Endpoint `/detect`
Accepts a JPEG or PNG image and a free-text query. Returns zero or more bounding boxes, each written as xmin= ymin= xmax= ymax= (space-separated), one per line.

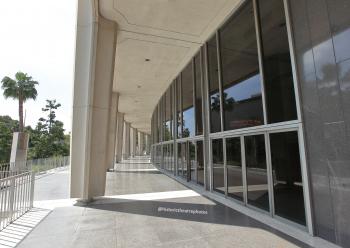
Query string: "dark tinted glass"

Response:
xmin=177 ymin=142 xmax=182 ymax=176
xmin=176 ymin=78 xmax=182 ymax=138
xmin=207 ymin=35 xmax=221 ymax=133
xmin=160 ymin=94 xmax=166 ymax=141
xmin=194 ymin=52 xmax=203 ymax=135
xmin=196 ymin=140 xmax=204 ymax=185
xmin=156 ymin=146 xmax=161 ymax=167
xmin=181 ymin=142 xmax=187 ymax=179
xmin=220 ymin=0 xmax=264 ymax=131
xmin=162 ymin=145 xmax=167 ymax=169
xmin=270 ymin=131 xmax=306 ymax=225
xmin=165 ymin=87 xmax=172 ymax=140
xmin=189 ymin=141 xmax=196 ymax=182
xmin=245 ymin=135 xmax=269 ymax=211
xmin=169 ymin=143 xmax=174 ymax=173
xmin=257 ymin=0 xmax=297 ymax=123
xmin=212 ymin=139 xmax=224 ymax=194
xmin=182 ymin=62 xmax=195 ymax=137
xmin=226 ymin=137 xmax=243 ymax=201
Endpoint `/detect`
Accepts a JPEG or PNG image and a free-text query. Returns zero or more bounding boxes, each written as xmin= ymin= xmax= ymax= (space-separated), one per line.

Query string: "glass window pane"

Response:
xmin=165 ymin=88 xmax=172 ymax=141
xmin=212 ymin=139 xmax=224 ymax=194
xmin=208 ymin=35 xmax=222 ymax=133
xmin=170 ymin=143 xmax=174 ymax=173
xmin=176 ymin=78 xmax=182 ymax=138
xmin=189 ymin=141 xmax=196 ymax=182
xmin=245 ymin=135 xmax=269 ymax=211
xmin=226 ymin=137 xmax=243 ymax=201
xmin=182 ymin=62 xmax=195 ymax=137
xmin=270 ymin=131 xmax=306 ymax=225
xmin=177 ymin=143 xmax=182 ymax=176
xmin=181 ymin=142 xmax=187 ymax=179
xmin=196 ymin=140 xmax=204 ymax=186
xmin=257 ymin=0 xmax=297 ymax=123
xmin=194 ymin=52 xmax=203 ymax=135
xmin=220 ymin=0 xmax=264 ymax=131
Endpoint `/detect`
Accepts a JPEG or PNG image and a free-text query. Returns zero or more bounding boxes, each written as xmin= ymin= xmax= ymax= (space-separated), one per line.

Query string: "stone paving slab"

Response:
xmin=15 ymin=157 xmax=330 ymax=248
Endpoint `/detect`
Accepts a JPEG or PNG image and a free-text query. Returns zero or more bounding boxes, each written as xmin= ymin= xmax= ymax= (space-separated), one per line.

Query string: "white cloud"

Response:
xmin=0 ymin=0 xmax=77 ymax=133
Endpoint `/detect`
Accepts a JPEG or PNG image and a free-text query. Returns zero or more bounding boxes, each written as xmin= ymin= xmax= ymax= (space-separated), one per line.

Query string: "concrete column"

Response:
xmin=106 ymin=93 xmax=119 ymax=170
xmin=10 ymin=132 xmax=29 ymax=171
xmin=145 ymin=134 xmax=150 ymax=155
xmin=70 ymin=0 xmax=117 ymax=200
xmin=114 ymin=112 xmax=124 ymax=163
xmin=122 ymin=122 xmax=130 ymax=159
xmin=138 ymin=131 xmax=145 ymax=155
xmin=130 ymin=128 xmax=137 ymax=157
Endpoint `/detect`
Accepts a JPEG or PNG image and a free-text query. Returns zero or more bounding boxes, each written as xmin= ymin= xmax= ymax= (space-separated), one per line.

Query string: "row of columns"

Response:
xmin=118 ymin=122 xmax=150 ymax=160
xmin=70 ymin=0 xmax=151 ymax=201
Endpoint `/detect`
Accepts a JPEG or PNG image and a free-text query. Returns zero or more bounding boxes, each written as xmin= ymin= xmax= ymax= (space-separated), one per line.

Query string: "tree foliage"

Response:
xmin=0 ymin=116 xmax=18 ymax=163
xmin=28 ymin=99 xmax=69 ymax=159
xmin=1 ymin=72 xmax=39 ymax=132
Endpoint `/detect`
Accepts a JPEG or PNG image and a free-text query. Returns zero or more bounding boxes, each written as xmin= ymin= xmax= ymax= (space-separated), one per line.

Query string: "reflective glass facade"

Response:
xmin=220 ymin=0 xmax=264 ymax=130
xmin=150 ymin=0 xmax=310 ymax=231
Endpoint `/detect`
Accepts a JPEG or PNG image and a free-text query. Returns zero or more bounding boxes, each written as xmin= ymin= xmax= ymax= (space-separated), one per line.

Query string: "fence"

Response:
xmin=0 ymin=171 xmax=35 ymax=231
xmin=27 ymin=156 xmax=70 ymax=174
xmin=0 ymin=156 xmax=70 ymax=176
xmin=0 ymin=156 xmax=69 ymax=230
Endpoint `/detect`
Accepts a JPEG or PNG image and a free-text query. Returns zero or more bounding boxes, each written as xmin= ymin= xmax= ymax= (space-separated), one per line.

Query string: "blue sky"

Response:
xmin=0 ymin=0 xmax=77 ymax=133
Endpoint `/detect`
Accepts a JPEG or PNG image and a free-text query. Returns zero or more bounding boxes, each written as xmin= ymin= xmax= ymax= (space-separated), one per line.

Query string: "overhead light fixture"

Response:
xmin=145 ymin=58 xmax=150 ymax=62
xmin=137 ymin=85 xmax=141 ymax=88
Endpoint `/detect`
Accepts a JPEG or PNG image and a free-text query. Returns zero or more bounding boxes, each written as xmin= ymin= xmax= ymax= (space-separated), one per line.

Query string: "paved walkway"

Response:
xmin=15 ymin=157 xmax=327 ymax=248
xmin=34 ymin=166 xmax=70 ymax=201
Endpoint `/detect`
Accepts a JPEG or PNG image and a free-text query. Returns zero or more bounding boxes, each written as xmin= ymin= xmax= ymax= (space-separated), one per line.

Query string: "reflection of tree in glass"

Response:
xmin=211 ymin=92 xmax=235 ymax=111
xmin=163 ymin=122 xmax=171 ymax=141
xmin=183 ymin=127 xmax=190 ymax=137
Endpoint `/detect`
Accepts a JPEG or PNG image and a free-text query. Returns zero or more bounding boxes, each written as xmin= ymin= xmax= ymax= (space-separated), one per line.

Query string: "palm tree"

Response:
xmin=1 ymin=72 xmax=39 ymax=132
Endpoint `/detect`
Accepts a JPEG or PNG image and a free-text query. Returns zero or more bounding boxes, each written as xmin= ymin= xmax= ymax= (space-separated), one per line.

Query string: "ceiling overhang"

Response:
xmin=99 ymin=0 xmax=243 ymax=134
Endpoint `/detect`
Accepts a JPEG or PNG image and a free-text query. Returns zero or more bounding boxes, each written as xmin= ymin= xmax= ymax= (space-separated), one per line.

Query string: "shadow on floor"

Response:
xmin=113 ymin=170 xmax=162 ymax=175
xmin=83 ymin=197 xmax=311 ymax=248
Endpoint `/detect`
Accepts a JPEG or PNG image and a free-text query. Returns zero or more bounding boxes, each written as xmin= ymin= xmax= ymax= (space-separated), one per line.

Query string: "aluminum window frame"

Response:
xmin=150 ymin=0 xmax=313 ymax=235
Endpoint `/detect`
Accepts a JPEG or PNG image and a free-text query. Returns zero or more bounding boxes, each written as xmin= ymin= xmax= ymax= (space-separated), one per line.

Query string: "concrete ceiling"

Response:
xmin=99 ymin=0 xmax=243 ymax=134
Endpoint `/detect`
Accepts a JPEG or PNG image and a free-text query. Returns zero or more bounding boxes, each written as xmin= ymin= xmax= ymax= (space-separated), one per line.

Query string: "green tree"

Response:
xmin=1 ymin=72 xmax=39 ymax=132
xmin=0 ymin=116 xmax=19 ymax=162
xmin=210 ymin=92 xmax=235 ymax=112
xmin=28 ymin=99 xmax=69 ymax=159
xmin=39 ymin=99 xmax=61 ymax=133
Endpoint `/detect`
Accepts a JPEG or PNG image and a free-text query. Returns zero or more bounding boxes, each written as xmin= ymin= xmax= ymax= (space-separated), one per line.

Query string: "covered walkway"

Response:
xmin=17 ymin=157 xmax=312 ymax=248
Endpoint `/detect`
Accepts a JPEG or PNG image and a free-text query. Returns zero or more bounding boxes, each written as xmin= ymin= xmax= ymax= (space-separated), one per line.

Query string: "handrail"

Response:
xmin=0 ymin=171 xmax=35 ymax=231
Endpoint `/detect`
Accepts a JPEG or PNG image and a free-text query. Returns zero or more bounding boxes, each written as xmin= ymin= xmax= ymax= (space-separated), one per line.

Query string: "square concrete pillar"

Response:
xmin=130 ymin=128 xmax=137 ymax=157
xmin=114 ymin=112 xmax=124 ymax=163
xmin=10 ymin=132 xmax=29 ymax=171
xmin=70 ymin=0 xmax=117 ymax=200
xmin=145 ymin=134 xmax=150 ymax=155
xmin=122 ymin=122 xmax=130 ymax=159
xmin=138 ymin=131 xmax=145 ymax=155
xmin=106 ymin=93 xmax=119 ymax=170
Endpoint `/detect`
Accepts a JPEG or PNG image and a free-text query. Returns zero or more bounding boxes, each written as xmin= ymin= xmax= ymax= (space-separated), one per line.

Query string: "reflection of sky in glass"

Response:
xmin=333 ymin=28 xmax=350 ymax=63
xmin=183 ymin=107 xmax=195 ymax=136
xmin=224 ymin=74 xmax=261 ymax=102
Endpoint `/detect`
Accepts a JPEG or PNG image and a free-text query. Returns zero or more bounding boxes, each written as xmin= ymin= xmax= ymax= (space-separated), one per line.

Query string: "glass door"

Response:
xmin=181 ymin=142 xmax=187 ymax=180
xmin=226 ymin=137 xmax=243 ymax=202
xmin=189 ymin=141 xmax=196 ymax=182
xmin=244 ymin=134 xmax=270 ymax=212
xmin=212 ymin=138 xmax=225 ymax=194
xmin=196 ymin=140 xmax=204 ymax=186
xmin=269 ymin=131 xmax=306 ymax=226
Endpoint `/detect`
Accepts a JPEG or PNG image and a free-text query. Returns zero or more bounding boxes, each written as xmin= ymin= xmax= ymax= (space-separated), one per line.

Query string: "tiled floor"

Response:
xmin=16 ymin=157 xmax=319 ymax=248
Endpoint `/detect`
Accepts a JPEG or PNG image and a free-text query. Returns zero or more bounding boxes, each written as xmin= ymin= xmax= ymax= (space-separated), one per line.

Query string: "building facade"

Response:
xmin=149 ymin=0 xmax=350 ymax=247
xmin=70 ymin=0 xmax=350 ymax=247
